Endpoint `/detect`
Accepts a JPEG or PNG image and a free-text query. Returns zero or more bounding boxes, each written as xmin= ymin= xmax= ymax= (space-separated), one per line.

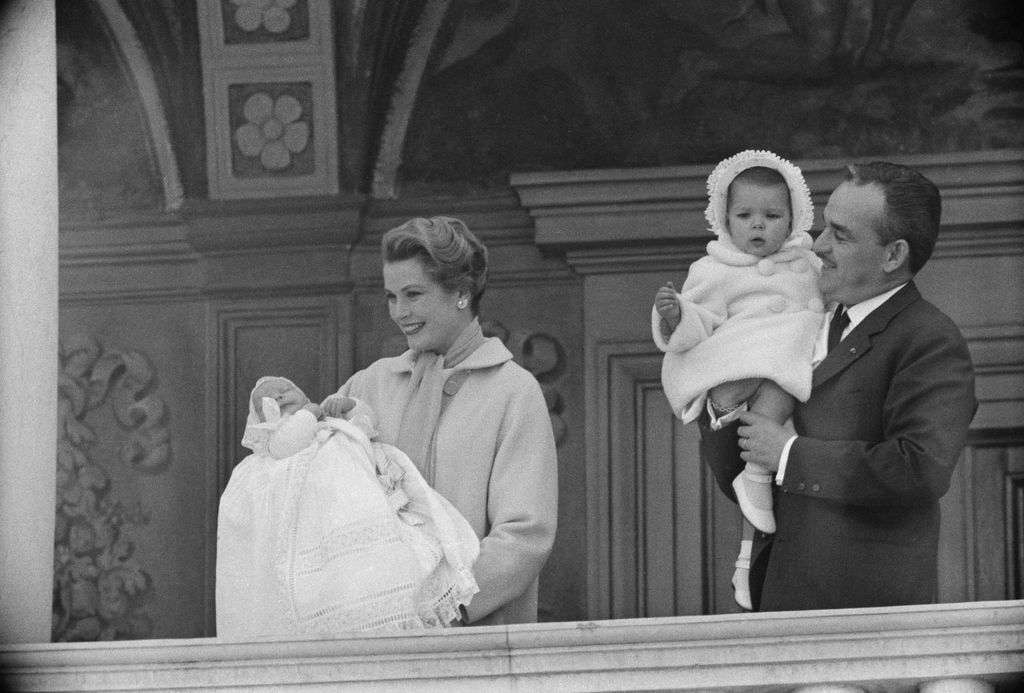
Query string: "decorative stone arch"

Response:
xmin=92 ymin=0 xmax=184 ymax=212
xmin=370 ymin=0 xmax=451 ymax=199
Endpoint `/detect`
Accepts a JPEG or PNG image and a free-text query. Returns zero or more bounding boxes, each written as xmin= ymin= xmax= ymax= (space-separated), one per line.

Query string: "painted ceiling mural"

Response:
xmin=403 ymin=0 xmax=1024 ymax=193
xmin=57 ymin=0 xmax=166 ymax=216
xmin=56 ymin=0 xmax=1022 ymax=212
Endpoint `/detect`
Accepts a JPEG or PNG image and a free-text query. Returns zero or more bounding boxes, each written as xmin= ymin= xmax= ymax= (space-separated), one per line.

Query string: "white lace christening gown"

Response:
xmin=216 ymin=417 xmax=479 ymax=638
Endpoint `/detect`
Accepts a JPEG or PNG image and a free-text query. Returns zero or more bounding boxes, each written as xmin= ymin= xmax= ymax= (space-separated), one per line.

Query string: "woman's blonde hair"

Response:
xmin=382 ymin=217 xmax=489 ymax=314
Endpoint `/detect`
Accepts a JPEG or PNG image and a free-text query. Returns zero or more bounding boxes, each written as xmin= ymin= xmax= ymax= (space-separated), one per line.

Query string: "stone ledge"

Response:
xmin=2 ymin=601 xmax=1022 ymax=692
xmin=511 ymin=149 xmax=1024 ymax=254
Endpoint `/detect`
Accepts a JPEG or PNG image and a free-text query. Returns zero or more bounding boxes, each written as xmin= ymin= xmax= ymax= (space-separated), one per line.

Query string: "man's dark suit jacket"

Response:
xmin=700 ymin=282 xmax=977 ymax=611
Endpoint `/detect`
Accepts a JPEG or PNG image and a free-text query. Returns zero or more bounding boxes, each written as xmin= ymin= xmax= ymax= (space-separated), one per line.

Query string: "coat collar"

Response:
xmin=388 ymin=337 xmax=513 ymax=374
xmin=811 ymin=281 xmax=921 ymax=388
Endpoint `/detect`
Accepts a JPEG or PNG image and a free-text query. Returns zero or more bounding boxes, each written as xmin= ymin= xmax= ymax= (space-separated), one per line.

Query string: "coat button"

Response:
xmin=443 ymin=379 xmax=460 ymax=395
xmin=797 ymin=482 xmax=806 ymax=491
xmin=812 ymin=484 xmax=820 ymax=492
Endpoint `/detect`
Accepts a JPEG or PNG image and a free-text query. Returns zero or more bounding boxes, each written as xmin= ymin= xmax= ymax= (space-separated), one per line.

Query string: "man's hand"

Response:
xmin=655 ymin=282 xmax=682 ymax=334
xmin=736 ymin=410 xmax=793 ymax=472
xmin=321 ymin=395 xmax=357 ymax=418
xmin=303 ymin=402 xmax=325 ymax=420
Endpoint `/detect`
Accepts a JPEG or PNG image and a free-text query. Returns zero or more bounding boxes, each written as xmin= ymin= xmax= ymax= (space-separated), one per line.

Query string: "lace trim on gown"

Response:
xmin=218 ymin=418 xmax=478 ymax=636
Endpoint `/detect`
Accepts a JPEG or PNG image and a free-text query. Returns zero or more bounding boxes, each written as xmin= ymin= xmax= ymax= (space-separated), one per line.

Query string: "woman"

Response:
xmin=323 ymin=216 xmax=558 ymax=625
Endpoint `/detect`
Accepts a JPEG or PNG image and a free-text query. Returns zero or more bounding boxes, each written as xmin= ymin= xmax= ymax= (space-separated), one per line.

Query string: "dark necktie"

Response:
xmin=827 ymin=305 xmax=850 ymax=352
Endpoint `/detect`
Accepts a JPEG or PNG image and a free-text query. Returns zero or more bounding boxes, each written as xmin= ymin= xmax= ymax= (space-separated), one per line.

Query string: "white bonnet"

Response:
xmin=241 ymin=375 xmax=300 ymax=453
xmin=704 ymin=150 xmax=814 ymax=239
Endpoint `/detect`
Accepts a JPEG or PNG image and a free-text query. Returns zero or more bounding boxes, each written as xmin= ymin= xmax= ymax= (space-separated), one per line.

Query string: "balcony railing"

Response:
xmin=2 ymin=600 xmax=1022 ymax=691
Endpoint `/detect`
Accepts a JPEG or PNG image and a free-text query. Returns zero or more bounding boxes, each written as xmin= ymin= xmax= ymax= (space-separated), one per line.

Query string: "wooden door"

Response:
xmin=587 ymin=341 xmax=1023 ymax=617
xmin=587 ymin=343 xmax=747 ymax=618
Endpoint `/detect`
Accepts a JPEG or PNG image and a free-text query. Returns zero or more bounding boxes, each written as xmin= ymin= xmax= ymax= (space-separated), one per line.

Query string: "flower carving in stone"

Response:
xmin=231 ymin=0 xmax=297 ymax=34
xmin=234 ymin=91 xmax=310 ymax=171
xmin=52 ymin=335 xmax=171 ymax=641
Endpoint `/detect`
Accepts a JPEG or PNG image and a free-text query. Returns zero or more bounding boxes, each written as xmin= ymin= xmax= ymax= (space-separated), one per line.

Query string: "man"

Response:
xmin=700 ymin=161 xmax=977 ymax=612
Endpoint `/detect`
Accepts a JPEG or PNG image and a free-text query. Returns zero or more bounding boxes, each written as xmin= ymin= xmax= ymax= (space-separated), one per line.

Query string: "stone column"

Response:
xmin=0 ymin=0 xmax=58 ymax=644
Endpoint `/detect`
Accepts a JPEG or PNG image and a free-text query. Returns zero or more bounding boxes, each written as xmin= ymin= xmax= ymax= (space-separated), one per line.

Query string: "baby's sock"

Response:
xmin=732 ymin=539 xmax=753 ymax=610
xmin=732 ymin=467 xmax=776 ymax=534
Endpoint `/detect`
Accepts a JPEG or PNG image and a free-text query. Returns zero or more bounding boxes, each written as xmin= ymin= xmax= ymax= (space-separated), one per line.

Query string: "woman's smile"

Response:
xmin=383 ymin=257 xmax=472 ymax=354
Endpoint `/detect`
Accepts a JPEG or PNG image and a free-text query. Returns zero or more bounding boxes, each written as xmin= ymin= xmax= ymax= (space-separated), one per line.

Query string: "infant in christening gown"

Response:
xmin=216 ymin=381 xmax=479 ymax=638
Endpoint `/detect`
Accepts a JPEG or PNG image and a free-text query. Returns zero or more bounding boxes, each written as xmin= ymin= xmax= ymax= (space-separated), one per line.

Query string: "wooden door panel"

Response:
xmin=592 ymin=343 xmax=744 ymax=618
xmin=591 ymin=342 xmax=1023 ymax=617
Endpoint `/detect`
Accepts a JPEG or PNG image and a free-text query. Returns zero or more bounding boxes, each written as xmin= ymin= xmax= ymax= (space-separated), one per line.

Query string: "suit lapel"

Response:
xmin=811 ymin=282 xmax=921 ymax=389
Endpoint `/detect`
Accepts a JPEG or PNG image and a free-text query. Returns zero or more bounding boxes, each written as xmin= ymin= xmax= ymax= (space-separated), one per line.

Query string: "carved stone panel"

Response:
xmin=53 ymin=335 xmax=172 ymax=641
xmin=197 ymin=0 xmax=337 ymax=198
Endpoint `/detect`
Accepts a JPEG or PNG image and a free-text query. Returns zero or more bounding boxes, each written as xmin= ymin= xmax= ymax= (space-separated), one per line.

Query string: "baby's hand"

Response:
xmin=655 ymin=282 xmax=682 ymax=327
xmin=303 ymin=402 xmax=324 ymax=420
xmin=321 ymin=395 xmax=357 ymax=418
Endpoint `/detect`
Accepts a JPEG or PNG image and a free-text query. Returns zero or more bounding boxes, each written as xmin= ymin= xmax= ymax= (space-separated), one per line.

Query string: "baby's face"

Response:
xmin=726 ymin=180 xmax=792 ymax=257
xmin=252 ymin=379 xmax=309 ymax=421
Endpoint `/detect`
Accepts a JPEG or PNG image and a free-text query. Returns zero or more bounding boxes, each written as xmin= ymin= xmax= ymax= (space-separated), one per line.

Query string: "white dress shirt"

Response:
xmin=774 ymin=283 xmax=907 ymax=482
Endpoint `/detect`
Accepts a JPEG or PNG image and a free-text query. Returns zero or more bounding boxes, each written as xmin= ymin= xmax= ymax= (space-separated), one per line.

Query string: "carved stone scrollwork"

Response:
xmin=380 ymin=321 xmax=569 ymax=445
xmin=52 ymin=335 xmax=171 ymax=641
xmin=482 ymin=321 xmax=568 ymax=446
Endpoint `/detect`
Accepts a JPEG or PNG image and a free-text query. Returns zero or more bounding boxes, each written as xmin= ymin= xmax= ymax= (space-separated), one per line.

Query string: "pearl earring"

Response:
xmin=457 ymin=298 xmax=468 ymax=310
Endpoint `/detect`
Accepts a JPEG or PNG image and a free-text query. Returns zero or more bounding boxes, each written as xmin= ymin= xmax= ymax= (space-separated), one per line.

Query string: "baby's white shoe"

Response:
xmin=733 ymin=469 xmax=776 ymax=534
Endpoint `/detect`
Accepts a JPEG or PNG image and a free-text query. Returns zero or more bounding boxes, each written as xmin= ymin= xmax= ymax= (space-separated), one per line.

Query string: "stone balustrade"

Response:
xmin=2 ymin=601 xmax=1021 ymax=691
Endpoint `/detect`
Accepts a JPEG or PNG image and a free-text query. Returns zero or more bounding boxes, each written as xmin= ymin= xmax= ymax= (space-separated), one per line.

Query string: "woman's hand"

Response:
xmin=321 ymin=395 xmax=357 ymax=418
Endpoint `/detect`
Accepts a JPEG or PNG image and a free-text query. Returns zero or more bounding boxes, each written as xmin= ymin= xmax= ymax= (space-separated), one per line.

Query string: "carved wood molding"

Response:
xmin=939 ymin=441 xmax=1024 ymax=604
xmin=589 ymin=343 xmax=654 ymax=620
xmin=1010 ymin=470 xmax=1024 ymax=601
xmin=962 ymin=324 xmax=1024 ymax=375
xmin=181 ymin=196 xmax=363 ymax=253
xmin=510 ymin=148 xmax=1024 ymax=272
xmin=588 ymin=341 xmax=715 ymax=621
xmin=961 ymin=324 xmax=1024 ymax=430
xmin=59 ymin=196 xmax=363 ymax=302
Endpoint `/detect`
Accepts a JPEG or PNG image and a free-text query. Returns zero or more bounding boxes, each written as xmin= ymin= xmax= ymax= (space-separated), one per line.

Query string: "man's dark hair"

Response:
xmin=846 ymin=162 xmax=941 ymax=274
